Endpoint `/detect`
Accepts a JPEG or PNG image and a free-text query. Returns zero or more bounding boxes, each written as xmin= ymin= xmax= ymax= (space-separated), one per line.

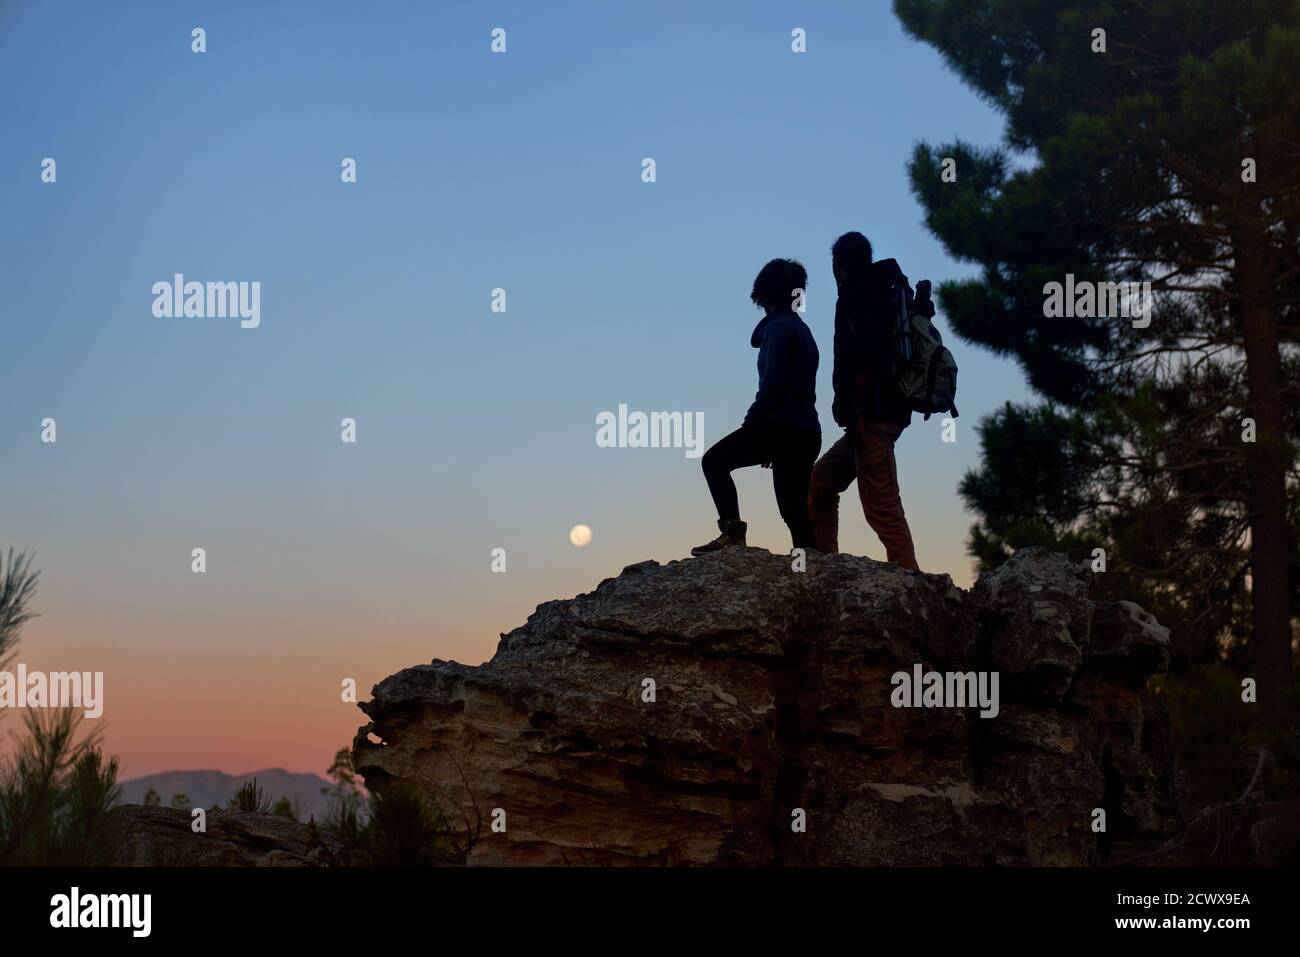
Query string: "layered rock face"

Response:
xmin=352 ymin=547 xmax=1177 ymax=865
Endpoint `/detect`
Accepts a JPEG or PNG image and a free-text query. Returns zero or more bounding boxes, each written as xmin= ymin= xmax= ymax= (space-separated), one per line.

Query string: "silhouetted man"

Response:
xmin=807 ymin=232 xmax=919 ymax=570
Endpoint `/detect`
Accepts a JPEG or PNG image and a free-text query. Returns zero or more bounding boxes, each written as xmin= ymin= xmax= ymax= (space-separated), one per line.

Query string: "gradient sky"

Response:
xmin=0 ymin=0 xmax=1030 ymax=778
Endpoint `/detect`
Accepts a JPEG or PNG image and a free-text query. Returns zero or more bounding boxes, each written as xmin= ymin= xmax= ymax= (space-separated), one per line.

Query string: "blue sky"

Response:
xmin=0 ymin=0 xmax=1031 ymax=775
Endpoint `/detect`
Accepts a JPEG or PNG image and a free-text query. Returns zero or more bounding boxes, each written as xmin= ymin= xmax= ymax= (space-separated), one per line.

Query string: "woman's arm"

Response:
xmin=753 ymin=320 xmax=794 ymax=415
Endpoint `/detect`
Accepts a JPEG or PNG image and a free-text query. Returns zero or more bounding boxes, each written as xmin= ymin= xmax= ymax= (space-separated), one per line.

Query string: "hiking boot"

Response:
xmin=691 ymin=519 xmax=747 ymax=556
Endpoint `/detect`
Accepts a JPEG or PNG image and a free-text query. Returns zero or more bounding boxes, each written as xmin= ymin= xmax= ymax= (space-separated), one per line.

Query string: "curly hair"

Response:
xmin=750 ymin=258 xmax=808 ymax=313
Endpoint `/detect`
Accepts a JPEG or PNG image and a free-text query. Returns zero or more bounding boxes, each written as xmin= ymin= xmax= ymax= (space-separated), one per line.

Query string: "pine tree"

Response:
xmin=896 ymin=0 xmax=1299 ymax=716
xmin=0 ymin=549 xmax=121 ymax=865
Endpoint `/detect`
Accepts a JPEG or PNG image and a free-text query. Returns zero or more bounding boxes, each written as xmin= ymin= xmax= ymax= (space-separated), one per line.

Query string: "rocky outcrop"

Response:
xmin=110 ymin=805 xmax=337 ymax=866
xmin=352 ymin=546 xmax=1177 ymax=865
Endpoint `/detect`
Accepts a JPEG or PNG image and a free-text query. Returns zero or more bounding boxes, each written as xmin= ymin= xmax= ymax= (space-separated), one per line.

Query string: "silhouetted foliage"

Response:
xmin=271 ymin=796 xmax=301 ymax=821
xmin=0 ymin=549 xmax=121 ymax=866
xmin=0 ymin=548 xmax=39 ymax=664
xmin=47 ymin=744 xmax=122 ymax=867
xmin=313 ymin=749 xmax=447 ymax=866
xmin=228 ymin=779 xmax=276 ymax=815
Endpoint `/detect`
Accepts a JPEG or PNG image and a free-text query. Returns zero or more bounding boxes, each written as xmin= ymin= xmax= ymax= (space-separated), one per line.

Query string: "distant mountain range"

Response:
xmin=118 ymin=768 xmax=335 ymax=821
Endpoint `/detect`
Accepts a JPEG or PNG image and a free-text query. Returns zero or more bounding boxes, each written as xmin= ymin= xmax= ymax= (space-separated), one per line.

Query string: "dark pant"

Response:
xmin=702 ymin=418 xmax=821 ymax=549
xmin=807 ymin=419 xmax=918 ymax=569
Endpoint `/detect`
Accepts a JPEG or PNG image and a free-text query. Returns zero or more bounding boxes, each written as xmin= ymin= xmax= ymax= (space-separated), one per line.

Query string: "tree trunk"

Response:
xmin=1236 ymin=237 xmax=1294 ymax=722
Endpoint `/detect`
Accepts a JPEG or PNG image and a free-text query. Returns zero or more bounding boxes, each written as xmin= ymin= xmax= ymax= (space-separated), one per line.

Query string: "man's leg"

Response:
xmin=854 ymin=422 xmax=919 ymax=570
xmin=807 ymin=431 xmax=857 ymax=552
xmin=771 ymin=427 xmax=822 ymax=550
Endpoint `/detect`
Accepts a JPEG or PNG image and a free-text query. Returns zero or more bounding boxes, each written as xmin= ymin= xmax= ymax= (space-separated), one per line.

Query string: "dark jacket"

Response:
xmin=830 ymin=260 xmax=912 ymax=429
xmin=744 ymin=310 xmax=820 ymax=432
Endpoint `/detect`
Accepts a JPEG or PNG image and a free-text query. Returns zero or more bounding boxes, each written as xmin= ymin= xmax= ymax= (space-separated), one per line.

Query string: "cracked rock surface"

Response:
xmin=353 ymin=546 xmax=1176 ymax=865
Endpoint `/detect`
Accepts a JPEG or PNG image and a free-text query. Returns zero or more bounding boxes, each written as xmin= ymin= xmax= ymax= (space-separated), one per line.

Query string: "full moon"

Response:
xmin=569 ymin=524 xmax=592 ymax=547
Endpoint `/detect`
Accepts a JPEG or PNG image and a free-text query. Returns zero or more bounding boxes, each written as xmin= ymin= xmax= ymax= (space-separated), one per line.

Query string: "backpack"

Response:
xmin=875 ymin=262 xmax=959 ymax=420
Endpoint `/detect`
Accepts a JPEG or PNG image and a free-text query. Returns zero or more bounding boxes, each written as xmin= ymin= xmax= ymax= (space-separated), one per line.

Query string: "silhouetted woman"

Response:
xmin=692 ymin=258 xmax=821 ymax=555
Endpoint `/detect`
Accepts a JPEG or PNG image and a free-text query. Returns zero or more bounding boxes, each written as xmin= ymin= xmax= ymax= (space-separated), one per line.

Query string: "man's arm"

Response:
xmin=831 ymin=297 xmax=858 ymax=428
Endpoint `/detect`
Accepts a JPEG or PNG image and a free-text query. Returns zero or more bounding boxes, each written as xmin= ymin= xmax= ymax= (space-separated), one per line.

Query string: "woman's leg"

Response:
xmin=771 ymin=427 xmax=822 ymax=549
xmin=701 ymin=423 xmax=768 ymax=521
